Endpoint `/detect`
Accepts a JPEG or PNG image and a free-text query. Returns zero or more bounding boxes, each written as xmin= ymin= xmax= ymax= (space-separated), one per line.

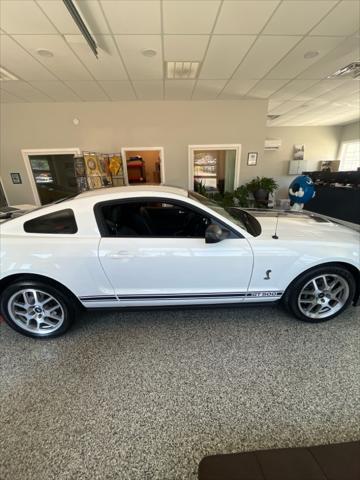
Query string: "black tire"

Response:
xmin=283 ymin=265 xmax=356 ymax=323
xmin=0 ymin=281 xmax=75 ymax=338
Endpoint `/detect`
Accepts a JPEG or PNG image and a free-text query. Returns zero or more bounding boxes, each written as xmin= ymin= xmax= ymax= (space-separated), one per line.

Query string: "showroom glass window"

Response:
xmin=99 ymin=200 xmax=211 ymax=238
xmin=24 ymin=209 xmax=78 ymax=234
xmin=339 ymin=141 xmax=360 ymax=171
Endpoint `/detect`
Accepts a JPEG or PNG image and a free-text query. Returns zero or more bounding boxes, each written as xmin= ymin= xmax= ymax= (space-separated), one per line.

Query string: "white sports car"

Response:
xmin=0 ymin=185 xmax=359 ymax=338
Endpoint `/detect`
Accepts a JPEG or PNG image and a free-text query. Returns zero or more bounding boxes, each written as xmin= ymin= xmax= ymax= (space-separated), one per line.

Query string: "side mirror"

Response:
xmin=205 ymin=224 xmax=228 ymax=244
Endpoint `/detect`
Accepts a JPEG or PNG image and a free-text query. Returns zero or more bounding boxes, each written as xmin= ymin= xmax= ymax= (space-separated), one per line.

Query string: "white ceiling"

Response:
xmin=0 ymin=0 xmax=359 ymax=126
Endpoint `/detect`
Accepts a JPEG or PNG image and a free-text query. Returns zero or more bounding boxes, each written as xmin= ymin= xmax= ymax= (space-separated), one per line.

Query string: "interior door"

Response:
xmin=97 ymin=198 xmax=253 ymax=306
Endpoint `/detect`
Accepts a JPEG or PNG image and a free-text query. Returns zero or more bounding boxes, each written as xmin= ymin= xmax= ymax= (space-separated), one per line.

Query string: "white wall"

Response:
xmin=340 ymin=120 xmax=360 ymax=143
xmin=263 ymin=125 xmax=342 ymax=197
xmin=0 ymin=100 xmax=268 ymax=205
xmin=0 ymin=100 xmax=347 ymax=204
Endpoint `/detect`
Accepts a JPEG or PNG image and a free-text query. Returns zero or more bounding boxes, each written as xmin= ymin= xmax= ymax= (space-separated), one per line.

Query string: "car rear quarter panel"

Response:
xmin=0 ymin=201 xmax=115 ymax=298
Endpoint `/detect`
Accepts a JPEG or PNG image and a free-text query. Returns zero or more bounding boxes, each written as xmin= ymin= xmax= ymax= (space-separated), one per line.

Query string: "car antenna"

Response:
xmin=272 ymin=212 xmax=280 ymax=239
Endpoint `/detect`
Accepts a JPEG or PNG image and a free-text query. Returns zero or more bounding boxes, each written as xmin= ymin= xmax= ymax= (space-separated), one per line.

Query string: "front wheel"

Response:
xmin=1 ymin=281 xmax=75 ymax=338
xmin=283 ymin=266 xmax=356 ymax=323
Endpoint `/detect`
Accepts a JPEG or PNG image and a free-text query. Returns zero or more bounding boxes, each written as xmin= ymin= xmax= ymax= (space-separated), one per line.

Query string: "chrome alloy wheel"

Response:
xmin=298 ymin=274 xmax=350 ymax=320
xmin=8 ymin=289 xmax=65 ymax=335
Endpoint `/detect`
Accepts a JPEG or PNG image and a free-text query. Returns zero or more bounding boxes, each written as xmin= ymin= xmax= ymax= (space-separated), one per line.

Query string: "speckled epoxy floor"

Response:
xmin=1 ymin=305 xmax=359 ymax=480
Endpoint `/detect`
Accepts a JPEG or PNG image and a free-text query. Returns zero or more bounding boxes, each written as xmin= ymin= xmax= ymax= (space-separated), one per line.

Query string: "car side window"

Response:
xmin=100 ymin=200 xmax=212 ymax=238
xmin=24 ymin=209 xmax=78 ymax=234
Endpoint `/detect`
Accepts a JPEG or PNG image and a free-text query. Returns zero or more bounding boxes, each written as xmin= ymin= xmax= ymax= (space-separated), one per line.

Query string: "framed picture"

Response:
xmin=247 ymin=152 xmax=258 ymax=166
xmin=10 ymin=172 xmax=22 ymax=184
xmin=293 ymin=144 xmax=304 ymax=160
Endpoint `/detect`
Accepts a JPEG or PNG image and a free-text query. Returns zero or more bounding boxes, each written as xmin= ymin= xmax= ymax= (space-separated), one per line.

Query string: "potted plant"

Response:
xmin=245 ymin=176 xmax=278 ymax=207
xmin=233 ymin=185 xmax=250 ymax=207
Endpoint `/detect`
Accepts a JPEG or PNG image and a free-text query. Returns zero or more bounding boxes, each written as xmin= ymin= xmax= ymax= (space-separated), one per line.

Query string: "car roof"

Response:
xmin=75 ymin=185 xmax=188 ymax=199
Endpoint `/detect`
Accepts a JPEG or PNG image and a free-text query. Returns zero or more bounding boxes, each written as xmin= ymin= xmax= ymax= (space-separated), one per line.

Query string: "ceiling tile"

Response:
xmin=263 ymin=1 xmax=336 ymax=35
xmin=65 ymin=81 xmax=109 ymax=101
xmin=270 ymin=79 xmax=319 ymax=101
xmin=219 ymin=78 xmax=259 ymax=99
xmin=163 ymin=0 xmax=220 ymax=34
xmin=0 ymin=88 xmax=27 ymax=103
xmin=215 ymin=1 xmax=280 ymax=34
xmin=101 ymin=0 xmax=161 ymax=34
xmin=37 ymin=0 xmax=80 ymax=34
xmin=266 ymin=36 xmax=346 ymax=79
xmin=298 ymin=36 xmax=360 ymax=80
xmin=297 ymin=79 xmax=349 ymax=101
xmin=133 ymin=80 xmax=163 ymax=100
xmin=317 ymin=80 xmax=360 ymax=101
xmin=247 ymin=79 xmax=289 ymax=99
xmin=67 ymin=35 xmax=128 ymax=80
xmin=311 ymin=1 xmax=360 ymax=36
xmin=98 ymin=81 xmax=136 ymax=100
xmin=165 ymin=80 xmax=195 ymax=99
xmin=200 ymin=35 xmax=255 ymax=79
xmin=233 ymin=36 xmax=301 ymax=80
xmin=29 ymin=81 xmax=82 ymax=102
xmin=0 ymin=34 xmax=56 ymax=81
xmin=13 ymin=34 xmax=93 ymax=81
xmin=164 ymin=35 xmax=209 ymax=61
xmin=0 ymin=80 xmax=53 ymax=102
xmin=115 ymin=35 xmax=163 ymax=79
xmin=192 ymin=79 xmax=227 ymax=99
xmin=269 ymin=99 xmax=309 ymax=115
xmin=0 ymin=0 xmax=57 ymax=34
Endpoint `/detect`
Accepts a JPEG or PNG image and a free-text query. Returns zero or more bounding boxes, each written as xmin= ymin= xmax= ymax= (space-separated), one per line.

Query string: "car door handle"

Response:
xmin=108 ymin=251 xmax=129 ymax=258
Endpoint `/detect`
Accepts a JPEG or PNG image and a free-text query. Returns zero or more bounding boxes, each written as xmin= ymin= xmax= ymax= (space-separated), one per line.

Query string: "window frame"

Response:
xmin=94 ymin=196 xmax=243 ymax=239
xmin=23 ymin=208 xmax=78 ymax=235
xmin=339 ymin=140 xmax=360 ymax=172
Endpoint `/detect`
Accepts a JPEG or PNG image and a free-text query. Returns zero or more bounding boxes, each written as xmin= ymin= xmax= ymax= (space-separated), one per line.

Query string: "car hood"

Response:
xmin=250 ymin=210 xmax=360 ymax=243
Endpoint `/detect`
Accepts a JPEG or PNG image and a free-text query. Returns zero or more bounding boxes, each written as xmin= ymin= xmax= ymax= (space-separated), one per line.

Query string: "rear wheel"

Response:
xmin=283 ymin=266 xmax=355 ymax=323
xmin=1 ymin=281 xmax=75 ymax=338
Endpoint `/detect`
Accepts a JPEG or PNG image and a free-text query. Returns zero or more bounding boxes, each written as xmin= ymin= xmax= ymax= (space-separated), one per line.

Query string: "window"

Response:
xmin=99 ymin=200 xmax=212 ymax=238
xmin=339 ymin=141 xmax=360 ymax=171
xmin=24 ymin=209 xmax=77 ymax=234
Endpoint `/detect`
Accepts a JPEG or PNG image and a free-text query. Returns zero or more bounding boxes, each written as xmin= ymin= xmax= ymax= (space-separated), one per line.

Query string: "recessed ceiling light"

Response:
xmin=36 ymin=48 xmax=54 ymax=58
xmin=166 ymin=61 xmax=200 ymax=79
xmin=142 ymin=49 xmax=157 ymax=57
xmin=304 ymin=50 xmax=319 ymax=59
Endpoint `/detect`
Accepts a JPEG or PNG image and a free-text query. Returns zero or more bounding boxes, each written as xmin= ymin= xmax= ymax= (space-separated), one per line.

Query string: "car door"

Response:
xmin=96 ymin=196 xmax=254 ymax=306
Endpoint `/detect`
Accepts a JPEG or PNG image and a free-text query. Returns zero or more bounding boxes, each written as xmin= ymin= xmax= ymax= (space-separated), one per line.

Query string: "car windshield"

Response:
xmin=189 ymin=191 xmax=262 ymax=237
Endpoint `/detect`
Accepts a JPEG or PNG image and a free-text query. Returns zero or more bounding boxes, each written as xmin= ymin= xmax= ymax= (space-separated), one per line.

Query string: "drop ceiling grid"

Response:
xmin=0 ymin=0 xmax=358 ymax=126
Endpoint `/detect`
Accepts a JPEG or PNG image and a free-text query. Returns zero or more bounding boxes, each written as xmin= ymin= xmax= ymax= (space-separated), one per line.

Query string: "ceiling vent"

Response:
xmin=328 ymin=61 xmax=360 ymax=79
xmin=166 ymin=61 xmax=200 ymax=79
xmin=267 ymin=114 xmax=281 ymax=121
xmin=0 ymin=67 xmax=18 ymax=81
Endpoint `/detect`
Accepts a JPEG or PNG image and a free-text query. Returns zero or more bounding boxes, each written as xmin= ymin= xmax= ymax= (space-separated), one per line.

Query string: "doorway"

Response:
xmin=121 ymin=147 xmax=165 ymax=185
xmin=188 ymin=144 xmax=241 ymax=194
xmin=0 ymin=177 xmax=9 ymax=207
xmin=22 ymin=148 xmax=81 ymax=206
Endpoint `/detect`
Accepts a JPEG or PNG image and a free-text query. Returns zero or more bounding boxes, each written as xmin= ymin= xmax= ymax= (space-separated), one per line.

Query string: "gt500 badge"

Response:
xmin=250 ymin=291 xmax=280 ymax=297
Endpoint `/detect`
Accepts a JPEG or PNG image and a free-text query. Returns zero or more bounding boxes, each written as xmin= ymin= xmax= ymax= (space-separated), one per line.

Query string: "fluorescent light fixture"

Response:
xmin=62 ymin=0 xmax=98 ymax=58
xmin=328 ymin=62 xmax=360 ymax=79
xmin=166 ymin=61 xmax=200 ymax=79
xmin=0 ymin=67 xmax=18 ymax=81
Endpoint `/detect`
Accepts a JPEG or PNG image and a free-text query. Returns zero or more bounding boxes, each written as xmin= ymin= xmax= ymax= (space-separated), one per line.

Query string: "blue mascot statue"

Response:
xmin=289 ymin=175 xmax=315 ymax=211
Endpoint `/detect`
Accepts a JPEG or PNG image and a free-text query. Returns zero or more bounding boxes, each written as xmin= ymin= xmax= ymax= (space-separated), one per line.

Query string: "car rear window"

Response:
xmin=23 ymin=209 xmax=77 ymax=234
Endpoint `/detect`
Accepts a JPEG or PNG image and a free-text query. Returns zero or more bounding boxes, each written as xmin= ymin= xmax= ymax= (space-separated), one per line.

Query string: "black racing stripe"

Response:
xmin=79 ymin=296 xmax=118 ymax=301
xmin=80 ymin=292 xmax=283 ymax=302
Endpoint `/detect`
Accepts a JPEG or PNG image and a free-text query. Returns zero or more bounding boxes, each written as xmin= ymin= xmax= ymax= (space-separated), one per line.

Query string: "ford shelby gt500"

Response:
xmin=0 ymin=185 xmax=359 ymax=338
